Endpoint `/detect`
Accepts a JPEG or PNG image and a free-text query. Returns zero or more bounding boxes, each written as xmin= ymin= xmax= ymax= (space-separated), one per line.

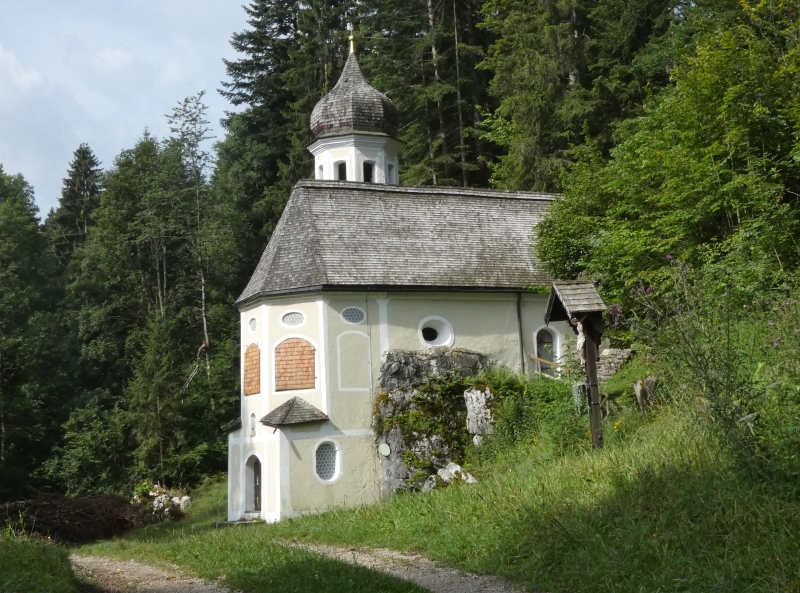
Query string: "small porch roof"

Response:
xmin=259 ymin=397 xmax=329 ymax=428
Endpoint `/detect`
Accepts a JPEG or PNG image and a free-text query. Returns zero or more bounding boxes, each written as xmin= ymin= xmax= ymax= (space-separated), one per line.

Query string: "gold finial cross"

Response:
xmin=347 ymin=22 xmax=354 ymax=54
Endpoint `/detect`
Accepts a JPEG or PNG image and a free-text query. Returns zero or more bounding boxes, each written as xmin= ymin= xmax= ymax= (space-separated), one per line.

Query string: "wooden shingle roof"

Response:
xmin=224 ymin=416 xmax=242 ymax=433
xmin=236 ymin=181 xmax=556 ymax=304
xmin=545 ymin=281 xmax=606 ymax=323
xmin=259 ymin=397 xmax=329 ymax=428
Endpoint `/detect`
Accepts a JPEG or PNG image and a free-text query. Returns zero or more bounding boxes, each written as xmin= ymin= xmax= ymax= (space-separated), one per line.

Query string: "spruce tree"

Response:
xmin=0 ymin=167 xmax=62 ymax=499
xmin=46 ymin=143 xmax=102 ymax=270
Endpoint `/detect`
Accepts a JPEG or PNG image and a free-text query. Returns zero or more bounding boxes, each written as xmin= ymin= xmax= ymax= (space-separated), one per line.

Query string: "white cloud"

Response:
xmin=0 ymin=43 xmax=44 ymax=94
xmin=72 ymin=47 xmax=136 ymax=75
xmin=0 ymin=0 xmax=250 ymax=213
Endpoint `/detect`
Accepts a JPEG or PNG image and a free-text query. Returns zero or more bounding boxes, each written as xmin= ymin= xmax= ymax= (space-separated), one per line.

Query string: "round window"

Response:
xmin=282 ymin=311 xmax=305 ymax=326
xmin=315 ymin=442 xmax=337 ymax=481
xmin=418 ymin=316 xmax=454 ymax=348
xmin=341 ymin=307 xmax=366 ymax=324
xmin=248 ymin=318 xmax=257 ymax=332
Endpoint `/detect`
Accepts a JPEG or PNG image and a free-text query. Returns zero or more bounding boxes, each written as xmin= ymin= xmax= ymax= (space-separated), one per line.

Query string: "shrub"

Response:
xmin=633 ymin=264 xmax=800 ymax=487
xmin=468 ymin=368 xmax=588 ymax=459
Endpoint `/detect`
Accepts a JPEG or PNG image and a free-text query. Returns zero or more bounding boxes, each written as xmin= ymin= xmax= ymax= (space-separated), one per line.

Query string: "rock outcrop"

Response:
xmin=375 ymin=348 xmax=489 ymax=495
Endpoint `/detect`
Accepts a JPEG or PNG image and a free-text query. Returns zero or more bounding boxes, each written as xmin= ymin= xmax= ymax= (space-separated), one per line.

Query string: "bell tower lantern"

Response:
xmin=308 ymin=38 xmax=403 ymax=184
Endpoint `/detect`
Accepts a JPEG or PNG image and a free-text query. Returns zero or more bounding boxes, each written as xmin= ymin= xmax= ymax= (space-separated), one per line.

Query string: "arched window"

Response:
xmin=387 ymin=163 xmax=395 ymax=184
xmin=536 ymin=329 xmax=555 ymax=375
xmin=275 ymin=338 xmax=315 ymax=391
xmin=249 ymin=413 xmax=256 ymax=437
xmin=317 ymin=165 xmax=323 ymax=179
xmin=243 ymin=344 xmax=260 ymax=395
xmin=336 ymin=161 xmax=347 ymax=181
xmin=363 ymin=161 xmax=374 ymax=183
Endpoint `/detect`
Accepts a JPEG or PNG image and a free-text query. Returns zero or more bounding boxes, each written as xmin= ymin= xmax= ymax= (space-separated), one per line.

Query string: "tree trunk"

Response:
xmin=0 ymin=350 xmax=5 ymax=467
xmin=427 ymin=0 xmax=448 ymax=177
xmin=453 ymin=0 xmax=468 ymax=187
xmin=463 ymin=2 xmax=484 ymax=162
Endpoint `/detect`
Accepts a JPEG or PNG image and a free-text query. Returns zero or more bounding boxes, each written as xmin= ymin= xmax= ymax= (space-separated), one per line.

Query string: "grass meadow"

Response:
xmin=80 ymin=405 xmax=800 ymax=593
xmin=0 ymin=529 xmax=78 ymax=593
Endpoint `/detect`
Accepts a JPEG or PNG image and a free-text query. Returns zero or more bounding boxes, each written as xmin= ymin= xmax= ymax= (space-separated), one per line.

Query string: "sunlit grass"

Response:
xmin=81 ymin=408 xmax=800 ymax=593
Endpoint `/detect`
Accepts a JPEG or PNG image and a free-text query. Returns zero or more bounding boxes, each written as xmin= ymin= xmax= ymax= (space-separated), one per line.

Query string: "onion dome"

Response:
xmin=310 ymin=51 xmax=399 ymax=139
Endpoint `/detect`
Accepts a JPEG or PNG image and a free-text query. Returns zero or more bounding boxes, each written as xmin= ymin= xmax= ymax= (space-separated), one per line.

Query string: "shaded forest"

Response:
xmin=1 ymin=0 xmax=798 ymax=499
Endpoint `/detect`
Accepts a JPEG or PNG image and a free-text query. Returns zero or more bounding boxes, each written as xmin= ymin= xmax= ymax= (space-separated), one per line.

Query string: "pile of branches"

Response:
xmin=1 ymin=495 xmax=159 ymax=542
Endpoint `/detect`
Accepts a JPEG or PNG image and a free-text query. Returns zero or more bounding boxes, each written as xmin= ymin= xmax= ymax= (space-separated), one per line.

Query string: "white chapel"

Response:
xmin=226 ymin=45 xmax=569 ymax=522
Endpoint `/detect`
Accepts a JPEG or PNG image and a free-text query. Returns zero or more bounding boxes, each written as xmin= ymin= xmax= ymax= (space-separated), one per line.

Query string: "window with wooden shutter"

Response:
xmin=275 ymin=338 xmax=315 ymax=391
xmin=243 ymin=344 xmax=261 ymax=395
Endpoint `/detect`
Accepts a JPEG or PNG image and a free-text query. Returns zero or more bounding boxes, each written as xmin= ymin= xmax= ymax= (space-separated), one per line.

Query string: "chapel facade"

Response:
xmin=226 ymin=46 xmax=568 ymax=522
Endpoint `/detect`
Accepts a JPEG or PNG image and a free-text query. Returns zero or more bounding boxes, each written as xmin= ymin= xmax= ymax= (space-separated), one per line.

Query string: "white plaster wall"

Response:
xmin=308 ymin=134 xmax=402 ymax=183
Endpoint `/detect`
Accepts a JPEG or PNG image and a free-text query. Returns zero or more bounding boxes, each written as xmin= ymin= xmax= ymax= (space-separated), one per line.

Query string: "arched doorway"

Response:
xmin=244 ymin=456 xmax=262 ymax=513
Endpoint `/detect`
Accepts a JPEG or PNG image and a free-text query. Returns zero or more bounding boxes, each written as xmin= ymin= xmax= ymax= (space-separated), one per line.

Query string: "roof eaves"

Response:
xmin=237 ymin=283 xmax=552 ymax=307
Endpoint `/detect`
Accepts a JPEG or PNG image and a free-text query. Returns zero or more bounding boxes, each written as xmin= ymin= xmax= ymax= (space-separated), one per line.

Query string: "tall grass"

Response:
xmin=0 ymin=526 xmax=78 ymax=593
xmin=266 ymin=408 xmax=800 ymax=592
xmin=83 ymin=406 xmax=800 ymax=592
xmin=635 ymin=266 xmax=800 ymax=486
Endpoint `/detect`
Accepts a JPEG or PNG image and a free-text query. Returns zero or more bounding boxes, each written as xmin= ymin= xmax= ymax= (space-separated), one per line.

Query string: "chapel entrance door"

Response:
xmin=253 ymin=459 xmax=262 ymax=512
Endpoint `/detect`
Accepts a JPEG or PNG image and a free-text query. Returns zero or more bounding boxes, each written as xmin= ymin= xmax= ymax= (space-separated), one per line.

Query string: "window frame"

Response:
xmin=312 ymin=439 xmax=342 ymax=484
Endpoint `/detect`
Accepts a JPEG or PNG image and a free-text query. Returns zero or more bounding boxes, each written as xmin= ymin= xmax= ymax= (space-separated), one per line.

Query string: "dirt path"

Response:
xmin=287 ymin=542 xmax=524 ymax=593
xmin=70 ymin=555 xmax=231 ymax=593
xmin=71 ymin=544 xmax=523 ymax=593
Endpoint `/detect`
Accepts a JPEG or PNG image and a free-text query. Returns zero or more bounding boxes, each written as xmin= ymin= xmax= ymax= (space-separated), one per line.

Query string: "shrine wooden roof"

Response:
xmin=545 ymin=281 xmax=606 ymax=323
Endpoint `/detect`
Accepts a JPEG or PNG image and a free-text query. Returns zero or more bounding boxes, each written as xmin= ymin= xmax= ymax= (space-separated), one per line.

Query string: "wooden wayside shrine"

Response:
xmin=545 ymin=281 xmax=607 ymax=448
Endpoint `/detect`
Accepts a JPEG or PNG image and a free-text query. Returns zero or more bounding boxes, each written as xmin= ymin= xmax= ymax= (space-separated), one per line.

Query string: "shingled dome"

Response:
xmin=310 ymin=52 xmax=399 ymax=139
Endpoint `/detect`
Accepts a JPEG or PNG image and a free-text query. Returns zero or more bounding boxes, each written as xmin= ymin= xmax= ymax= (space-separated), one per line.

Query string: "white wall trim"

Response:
xmin=279 ymin=429 xmax=291 ymax=519
xmin=280 ymin=427 xmax=373 ymax=440
xmin=336 ymin=330 xmax=372 ymax=392
xmin=319 ymin=299 xmax=330 ymax=415
xmin=311 ymin=438 xmax=343 ymax=485
xmin=533 ymin=324 xmax=563 ymax=370
xmin=242 ymin=449 xmax=264 ymax=517
xmin=376 ymin=298 xmax=390 ymax=356
xmin=261 ymin=303 xmax=270 ymax=400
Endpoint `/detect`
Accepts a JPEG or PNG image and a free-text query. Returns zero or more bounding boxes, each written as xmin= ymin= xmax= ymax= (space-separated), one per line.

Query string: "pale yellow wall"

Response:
xmin=285 ymin=432 xmax=380 ymax=514
xmin=232 ymin=290 xmax=572 ymax=519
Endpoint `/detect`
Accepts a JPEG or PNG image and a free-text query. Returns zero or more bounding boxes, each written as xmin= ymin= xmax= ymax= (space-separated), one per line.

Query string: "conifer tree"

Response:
xmin=46 ymin=144 xmax=102 ymax=269
xmin=0 ymin=167 xmax=61 ymax=499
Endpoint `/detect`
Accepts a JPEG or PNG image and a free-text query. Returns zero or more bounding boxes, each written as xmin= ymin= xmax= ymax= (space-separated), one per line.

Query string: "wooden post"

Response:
xmin=583 ymin=317 xmax=603 ymax=448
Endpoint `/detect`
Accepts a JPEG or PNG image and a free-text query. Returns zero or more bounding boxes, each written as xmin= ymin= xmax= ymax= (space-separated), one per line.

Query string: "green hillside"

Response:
xmin=80 ymin=403 xmax=800 ymax=592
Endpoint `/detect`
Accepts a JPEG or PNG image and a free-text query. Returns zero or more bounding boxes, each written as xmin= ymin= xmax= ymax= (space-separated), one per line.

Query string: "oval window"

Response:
xmin=315 ymin=442 xmax=337 ymax=481
xmin=282 ymin=311 xmax=305 ymax=326
xmin=341 ymin=307 xmax=366 ymax=324
xmin=248 ymin=318 xmax=257 ymax=332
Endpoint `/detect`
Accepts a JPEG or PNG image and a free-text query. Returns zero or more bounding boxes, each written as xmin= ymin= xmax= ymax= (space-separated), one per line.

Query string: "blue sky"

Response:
xmin=0 ymin=0 xmax=250 ymax=214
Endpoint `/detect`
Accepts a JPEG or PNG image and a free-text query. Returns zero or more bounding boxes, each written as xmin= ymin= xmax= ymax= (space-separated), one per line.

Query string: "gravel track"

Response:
xmin=71 ymin=544 xmax=524 ymax=593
